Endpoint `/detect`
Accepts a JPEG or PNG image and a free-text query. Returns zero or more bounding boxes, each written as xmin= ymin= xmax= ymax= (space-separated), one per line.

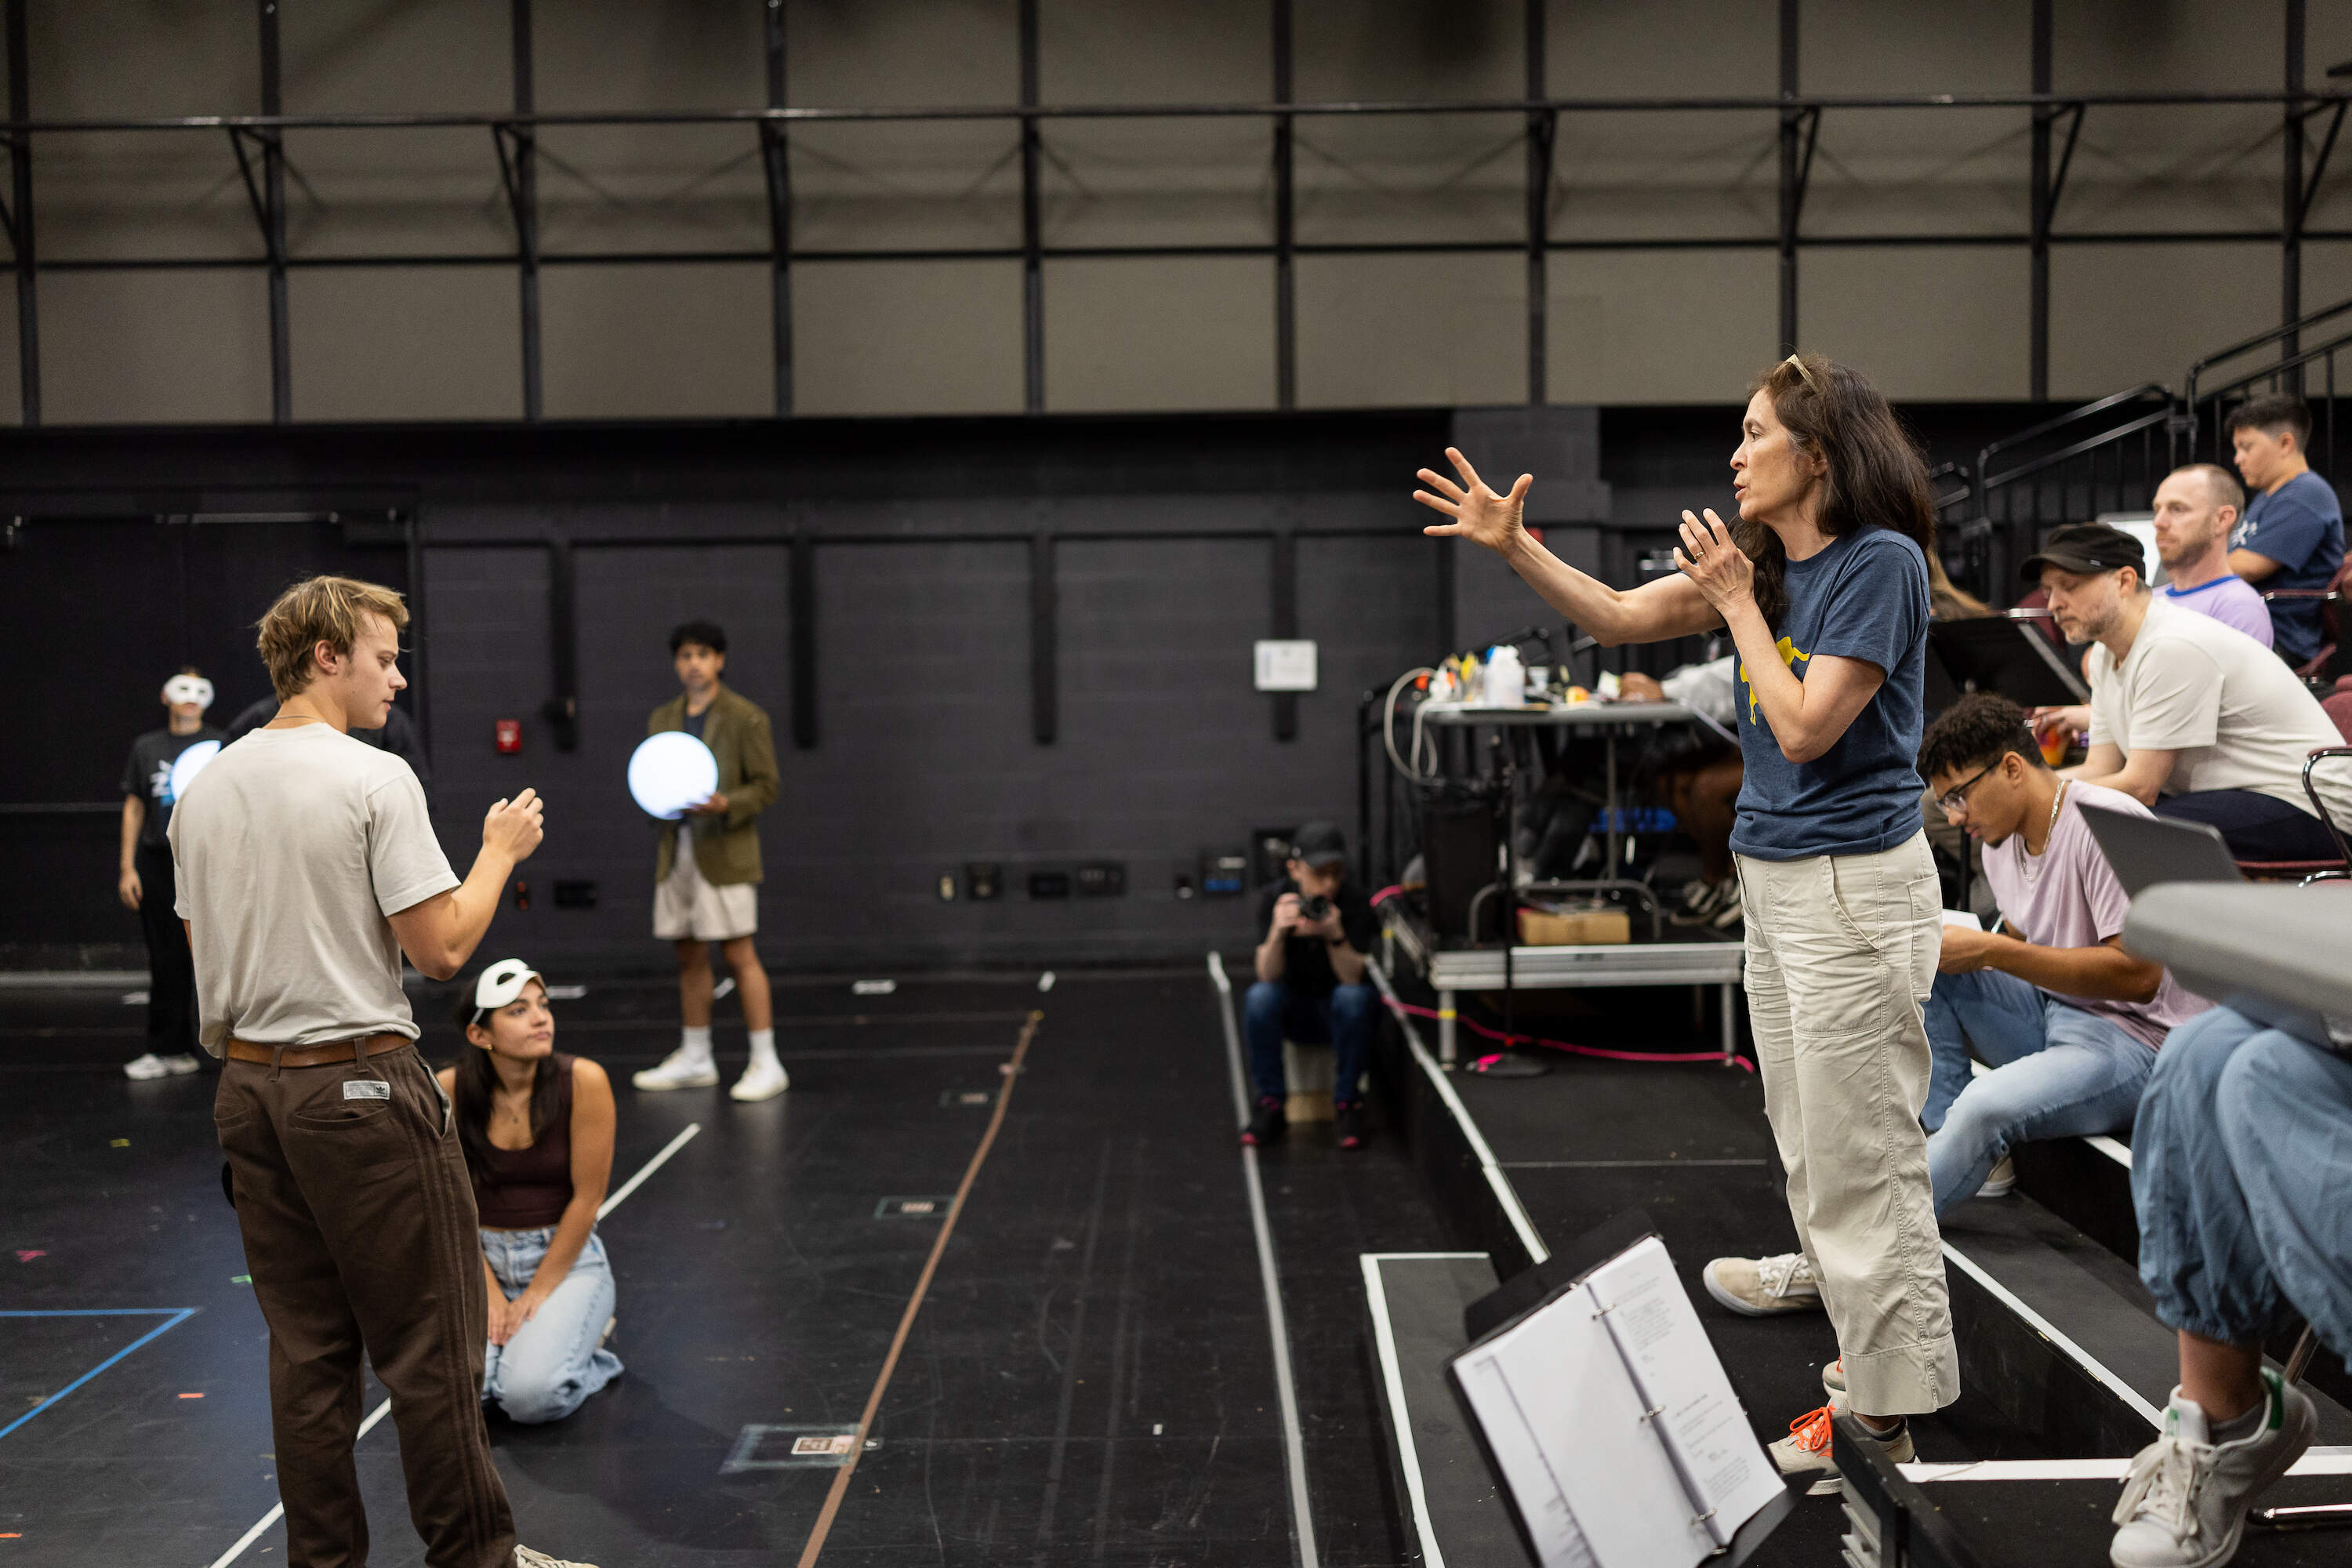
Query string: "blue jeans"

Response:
xmin=1920 ymin=968 xmax=2155 ymax=1215
xmin=480 ymin=1225 xmax=622 ymax=1424
xmin=1244 ymin=979 xmax=1375 ymax=1106
xmin=2135 ymin=1006 xmax=2352 ymax=1363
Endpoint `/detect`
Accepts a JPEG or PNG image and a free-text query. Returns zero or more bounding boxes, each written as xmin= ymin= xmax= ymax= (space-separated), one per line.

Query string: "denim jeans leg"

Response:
xmin=2215 ymin=1032 xmax=2352 ymax=1362
xmin=1327 ymin=983 xmax=1377 ymax=1106
xmin=1921 ymin=968 xmax=2049 ymax=1132
xmin=1926 ymin=1000 xmax=2153 ymax=1215
xmin=1242 ymin=982 xmax=1291 ymax=1103
xmin=2134 ymin=1007 xmax=2288 ymax=1342
xmin=487 ymin=1232 xmax=621 ymax=1425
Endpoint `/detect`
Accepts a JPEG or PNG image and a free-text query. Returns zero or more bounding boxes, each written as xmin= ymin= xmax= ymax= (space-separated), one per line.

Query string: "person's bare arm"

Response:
xmin=1675 ymin=510 xmax=1884 ymax=764
xmin=1416 ymin=448 xmax=1720 ymax=646
xmin=507 ymin=1060 xmax=615 ymax=1323
xmin=386 ymin=789 xmax=545 ymax=982
xmin=1256 ymin=894 xmax=1298 ymax=984
xmin=118 ymin=797 xmax=145 ymax=909
xmin=2069 ymin=747 xmax=2177 ymax=808
xmin=2229 ymin=547 xmax=2282 ymax=583
xmin=1939 ymin=930 xmax=2163 ymax=1004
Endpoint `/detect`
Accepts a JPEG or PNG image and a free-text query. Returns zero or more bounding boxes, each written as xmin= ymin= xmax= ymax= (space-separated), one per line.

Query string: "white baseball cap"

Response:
xmin=162 ymin=673 xmax=214 ymax=710
xmin=470 ymin=958 xmax=546 ymax=1025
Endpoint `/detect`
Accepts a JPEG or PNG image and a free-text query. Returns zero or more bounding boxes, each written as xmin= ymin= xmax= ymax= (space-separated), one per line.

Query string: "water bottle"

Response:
xmin=1484 ymin=644 xmax=1525 ymax=709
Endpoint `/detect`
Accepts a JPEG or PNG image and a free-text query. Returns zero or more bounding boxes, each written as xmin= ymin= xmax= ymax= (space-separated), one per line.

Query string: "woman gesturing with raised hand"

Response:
xmin=1417 ymin=354 xmax=1955 ymax=1485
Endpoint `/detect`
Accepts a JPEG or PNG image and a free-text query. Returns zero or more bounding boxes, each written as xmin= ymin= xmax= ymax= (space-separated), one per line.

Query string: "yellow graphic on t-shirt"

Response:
xmin=1739 ymin=637 xmax=1810 ymax=723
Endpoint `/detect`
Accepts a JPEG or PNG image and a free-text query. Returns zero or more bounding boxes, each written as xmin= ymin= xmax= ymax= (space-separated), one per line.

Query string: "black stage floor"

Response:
xmin=0 ymin=966 xmax=1449 ymax=1567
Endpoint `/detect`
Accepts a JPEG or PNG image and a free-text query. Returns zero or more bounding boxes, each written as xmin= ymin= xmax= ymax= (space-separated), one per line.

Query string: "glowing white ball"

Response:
xmin=165 ymin=740 xmax=221 ymax=805
xmin=628 ymin=731 xmax=719 ymax=821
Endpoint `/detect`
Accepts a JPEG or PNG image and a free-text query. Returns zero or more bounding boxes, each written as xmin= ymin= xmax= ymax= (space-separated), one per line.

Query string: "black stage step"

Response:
xmin=1360 ymin=1253 xmax=1526 ymax=1567
xmin=1363 ymin=963 xmax=2352 ymax=1567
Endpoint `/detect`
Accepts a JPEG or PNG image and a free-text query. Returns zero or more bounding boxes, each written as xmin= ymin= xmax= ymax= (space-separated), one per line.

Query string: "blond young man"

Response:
xmin=171 ymin=575 xmax=592 ymax=1568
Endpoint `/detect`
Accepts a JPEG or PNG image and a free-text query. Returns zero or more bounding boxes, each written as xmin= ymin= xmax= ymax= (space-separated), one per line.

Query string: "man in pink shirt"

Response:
xmin=1916 ymin=694 xmax=2205 ymax=1212
xmin=2153 ymin=465 xmax=2274 ymax=649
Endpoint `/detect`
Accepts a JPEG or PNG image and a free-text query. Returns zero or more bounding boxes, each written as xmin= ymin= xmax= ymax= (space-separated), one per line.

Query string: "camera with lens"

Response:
xmin=1297 ymin=893 xmax=1332 ymax=922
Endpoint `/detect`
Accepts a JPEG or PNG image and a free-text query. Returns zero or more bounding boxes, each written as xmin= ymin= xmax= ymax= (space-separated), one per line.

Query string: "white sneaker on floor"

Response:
xmin=1978 ymin=1154 xmax=2016 ymax=1198
xmin=728 ymin=1058 xmax=789 ymax=1102
xmin=514 ymin=1546 xmax=601 ymax=1568
xmin=2110 ymin=1371 xmax=2316 ymax=1568
xmin=1702 ymin=1250 xmax=1823 ymax=1316
xmin=123 ymin=1051 xmax=199 ymax=1080
xmin=631 ymin=1048 xmax=719 ymax=1091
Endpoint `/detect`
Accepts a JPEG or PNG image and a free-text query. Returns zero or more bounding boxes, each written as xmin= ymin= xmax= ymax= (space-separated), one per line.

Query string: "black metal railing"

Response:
xmin=2175 ymin=296 xmax=2352 ymax=475
xmin=1948 ymin=384 xmax=2172 ymax=597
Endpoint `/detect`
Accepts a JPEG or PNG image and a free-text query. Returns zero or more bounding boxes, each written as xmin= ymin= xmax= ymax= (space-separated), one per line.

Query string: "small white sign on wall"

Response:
xmin=1254 ymin=639 xmax=1319 ymax=692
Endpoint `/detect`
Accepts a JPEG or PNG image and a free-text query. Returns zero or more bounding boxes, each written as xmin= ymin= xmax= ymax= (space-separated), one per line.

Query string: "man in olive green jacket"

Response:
xmin=633 ymin=621 xmax=788 ymax=1102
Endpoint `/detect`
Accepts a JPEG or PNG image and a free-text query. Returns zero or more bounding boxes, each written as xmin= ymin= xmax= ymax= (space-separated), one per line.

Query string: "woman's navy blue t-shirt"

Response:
xmin=1729 ymin=525 xmax=1929 ymax=862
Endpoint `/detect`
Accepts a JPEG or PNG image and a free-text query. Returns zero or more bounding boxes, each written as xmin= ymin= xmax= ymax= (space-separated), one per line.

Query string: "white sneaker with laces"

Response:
xmin=632 ymin=1047 xmax=719 ymax=1091
xmin=514 ymin=1546 xmax=601 ymax=1568
xmin=124 ymin=1052 xmax=199 ymax=1080
xmin=2109 ymin=1371 xmax=2315 ymax=1568
xmin=728 ymin=1058 xmax=789 ymax=1102
xmin=1701 ymin=1250 xmax=1823 ymax=1316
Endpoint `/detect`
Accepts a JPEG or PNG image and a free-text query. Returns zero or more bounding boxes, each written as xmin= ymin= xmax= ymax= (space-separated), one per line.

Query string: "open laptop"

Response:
xmin=2080 ymin=802 xmax=2343 ymax=1047
xmin=2078 ymin=802 xmax=2243 ymax=898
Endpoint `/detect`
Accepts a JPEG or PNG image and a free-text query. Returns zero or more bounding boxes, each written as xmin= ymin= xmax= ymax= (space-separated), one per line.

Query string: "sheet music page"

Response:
xmin=1454 ymin=1281 xmax=1714 ymax=1568
xmin=1454 ymin=1351 xmax=1599 ymax=1568
xmin=1584 ymin=1237 xmax=1787 ymax=1541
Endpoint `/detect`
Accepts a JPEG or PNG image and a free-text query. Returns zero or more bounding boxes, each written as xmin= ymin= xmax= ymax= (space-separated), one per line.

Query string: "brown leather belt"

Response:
xmin=224 ymin=1032 xmax=410 ymax=1069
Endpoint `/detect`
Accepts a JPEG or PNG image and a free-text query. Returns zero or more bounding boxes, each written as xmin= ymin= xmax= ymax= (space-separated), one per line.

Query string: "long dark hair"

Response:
xmin=1735 ymin=353 xmax=1938 ymax=629
xmin=449 ymin=989 xmax=568 ymax=1168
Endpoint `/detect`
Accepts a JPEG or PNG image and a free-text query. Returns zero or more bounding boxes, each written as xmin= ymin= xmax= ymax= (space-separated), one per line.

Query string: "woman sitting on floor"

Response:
xmin=441 ymin=959 xmax=622 ymax=1424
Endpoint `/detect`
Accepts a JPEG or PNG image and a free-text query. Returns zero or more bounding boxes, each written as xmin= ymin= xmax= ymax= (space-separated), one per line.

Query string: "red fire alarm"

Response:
xmin=494 ymin=719 xmax=523 ymax=754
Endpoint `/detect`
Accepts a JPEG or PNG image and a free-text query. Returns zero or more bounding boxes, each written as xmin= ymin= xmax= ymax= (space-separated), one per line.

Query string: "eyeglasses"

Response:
xmin=1934 ymin=760 xmax=2002 ymax=815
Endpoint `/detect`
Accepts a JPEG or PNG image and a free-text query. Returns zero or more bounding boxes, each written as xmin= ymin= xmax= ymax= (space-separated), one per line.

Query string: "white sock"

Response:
xmin=678 ymin=1025 xmax=713 ymax=1065
xmin=746 ymin=1029 xmax=779 ymax=1073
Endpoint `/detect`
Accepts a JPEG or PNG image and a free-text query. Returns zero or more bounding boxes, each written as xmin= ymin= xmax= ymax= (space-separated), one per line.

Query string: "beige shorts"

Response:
xmin=652 ymin=846 xmax=757 ymax=942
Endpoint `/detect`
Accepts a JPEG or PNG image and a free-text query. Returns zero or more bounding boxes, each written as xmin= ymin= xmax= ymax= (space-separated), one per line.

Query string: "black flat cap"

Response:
xmin=2020 ymin=523 xmax=2148 ymax=583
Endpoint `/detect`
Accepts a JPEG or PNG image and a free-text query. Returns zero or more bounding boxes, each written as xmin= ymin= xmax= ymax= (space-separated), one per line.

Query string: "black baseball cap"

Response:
xmin=2020 ymin=523 xmax=2148 ymax=583
xmin=1290 ymin=822 xmax=1348 ymax=870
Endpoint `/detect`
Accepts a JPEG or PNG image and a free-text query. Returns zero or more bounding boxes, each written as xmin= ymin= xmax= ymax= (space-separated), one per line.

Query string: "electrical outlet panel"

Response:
xmin=553 ymin=879 xmax=598 ymax=909
xmin=1200 ymin=850 xmax=1248 ymax=897
xmin=966 ymin=862 xmax=1003 ymax=901
xmin=1027 ymin=870 xmax=1072 ymax=900
xmin=1075 ymin=862 xmax=1125 ymax=897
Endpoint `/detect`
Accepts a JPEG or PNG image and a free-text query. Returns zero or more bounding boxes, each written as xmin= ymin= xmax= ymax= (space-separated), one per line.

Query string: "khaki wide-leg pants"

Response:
xmin=1735 ymin=832 xmax=1959 ymax=1417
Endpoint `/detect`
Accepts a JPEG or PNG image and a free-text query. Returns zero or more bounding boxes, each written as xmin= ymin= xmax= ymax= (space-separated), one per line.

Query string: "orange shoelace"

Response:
xmin=1788 ymin=1403 xmax=1836 ymax=1454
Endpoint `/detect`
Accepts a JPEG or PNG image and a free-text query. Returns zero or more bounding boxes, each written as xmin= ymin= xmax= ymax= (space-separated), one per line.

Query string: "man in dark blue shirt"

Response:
xmin=2227 ymin=395 xmax=2345 ymax=667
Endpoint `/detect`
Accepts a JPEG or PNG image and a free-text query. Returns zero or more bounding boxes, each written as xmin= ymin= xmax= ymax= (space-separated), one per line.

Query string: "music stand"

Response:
xmin=1928 ymin=612 xmax=2090 ymax=708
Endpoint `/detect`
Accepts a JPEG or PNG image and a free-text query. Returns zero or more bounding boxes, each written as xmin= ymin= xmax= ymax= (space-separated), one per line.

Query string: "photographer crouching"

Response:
xmin=1243 ymin=822 xmax=1381 ymax=1151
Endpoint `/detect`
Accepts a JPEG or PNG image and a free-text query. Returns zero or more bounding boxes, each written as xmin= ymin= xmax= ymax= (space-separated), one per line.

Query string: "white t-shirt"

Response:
xmin=2085 ymin=596 xmax=2352 ymax=822
xmin=169 ymin=723 xmax=459 ymax=1054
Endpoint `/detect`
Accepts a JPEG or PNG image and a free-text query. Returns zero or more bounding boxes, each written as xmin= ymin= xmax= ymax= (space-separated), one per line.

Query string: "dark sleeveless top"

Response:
xmin=471 ymin=1054 xmax=575 ymax=1229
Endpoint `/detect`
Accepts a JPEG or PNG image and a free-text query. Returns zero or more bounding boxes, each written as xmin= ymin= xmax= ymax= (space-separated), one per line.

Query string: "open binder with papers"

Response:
xmin=1446 ymin=1211 xmax=1795 ymax=1568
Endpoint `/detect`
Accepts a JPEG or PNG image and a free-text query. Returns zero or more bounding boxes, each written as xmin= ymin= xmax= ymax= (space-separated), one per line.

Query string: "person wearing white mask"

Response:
xmin=118 ymin=668 xmax=223 ymax=1079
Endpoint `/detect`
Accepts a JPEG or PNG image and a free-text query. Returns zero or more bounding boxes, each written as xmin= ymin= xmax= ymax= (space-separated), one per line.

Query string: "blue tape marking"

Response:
xmin=0 ymin=1308 xmax=198 ymax=1440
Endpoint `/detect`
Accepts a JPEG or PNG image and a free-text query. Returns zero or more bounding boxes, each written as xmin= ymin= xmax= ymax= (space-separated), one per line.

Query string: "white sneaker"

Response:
xmin=1978 ymin=1154 xmax=2016 ymax=1198
xmin=1769 ymin=1403 xmax=1911 ymax=1485
xmin=514 ymin=1547 xmax=601 ymax=1568
xmin=631 ymin=1048 xmax=718 ymax=1091
xmin=728 ymin=1058 xmax=789 ymax=1102
xmin=123 ymin=1051 xmax=198 ymax=1080
xmin=2110 ymin=1372 xmax=2316 ymax=1568
xmin=1702 ymin=1250 xmax=1824 ymax=1316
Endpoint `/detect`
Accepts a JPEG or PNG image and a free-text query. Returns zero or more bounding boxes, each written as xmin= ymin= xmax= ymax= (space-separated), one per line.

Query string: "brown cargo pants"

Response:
xmin=216 ymin=1040 xmax=516 ymax=1568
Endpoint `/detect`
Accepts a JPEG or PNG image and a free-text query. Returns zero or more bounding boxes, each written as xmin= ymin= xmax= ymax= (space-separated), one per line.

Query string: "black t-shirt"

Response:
xmin=683 ymin=708 xmax=709 ymax=741
xmin=1254 ymin=876 xmax=1379 ymax=999
xmin=121 ymin=724 xmax=225 ymax=848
